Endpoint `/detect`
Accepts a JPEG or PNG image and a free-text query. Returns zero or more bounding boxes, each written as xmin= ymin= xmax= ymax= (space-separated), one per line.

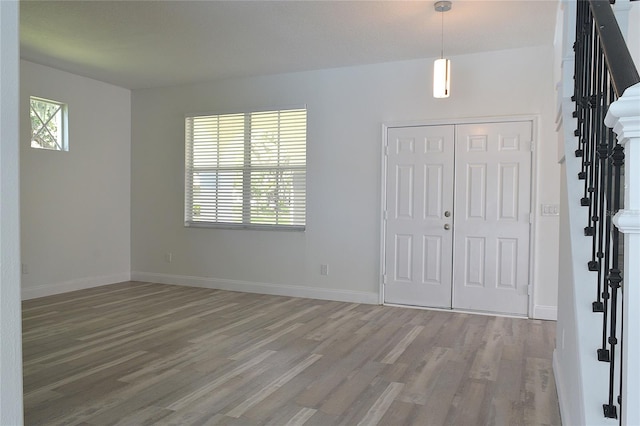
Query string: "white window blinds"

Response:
xmin=185 ymin=108 xmax=306 ymax=230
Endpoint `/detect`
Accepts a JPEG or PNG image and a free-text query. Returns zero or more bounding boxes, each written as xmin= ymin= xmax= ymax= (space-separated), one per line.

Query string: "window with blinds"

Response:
xmin=185 ymin=107 xmax=306 ymax=230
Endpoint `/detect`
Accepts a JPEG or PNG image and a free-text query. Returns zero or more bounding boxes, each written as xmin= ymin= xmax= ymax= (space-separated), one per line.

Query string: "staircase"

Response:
xmin=554 ymin=0 xmax=640 ymax=424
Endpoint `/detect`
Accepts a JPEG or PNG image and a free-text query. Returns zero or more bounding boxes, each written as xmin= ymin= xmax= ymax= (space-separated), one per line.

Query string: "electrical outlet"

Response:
xmin=320 ymin=264 xmax=329 ymax=276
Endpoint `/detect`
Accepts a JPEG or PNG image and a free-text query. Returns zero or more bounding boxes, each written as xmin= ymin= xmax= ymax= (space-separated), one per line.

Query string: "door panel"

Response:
xmin=452 ymin=122 xmax=532 ymax=315
xmin=465 ymin=236 xmax=486 ymax=287
xmin=384 ymin=126 xmax=454 ymax=308
xmin=466 ymin=164 xmax=487 ymax=219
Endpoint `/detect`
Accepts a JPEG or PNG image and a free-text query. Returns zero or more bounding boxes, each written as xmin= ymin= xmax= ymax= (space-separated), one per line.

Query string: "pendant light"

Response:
xmin=433 ymin=1 xmax=452 ymax=98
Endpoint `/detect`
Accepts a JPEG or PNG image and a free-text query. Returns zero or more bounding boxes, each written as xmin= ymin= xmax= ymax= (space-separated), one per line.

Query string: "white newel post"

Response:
xmin=606 ymin=82 xmax=640 ymax=425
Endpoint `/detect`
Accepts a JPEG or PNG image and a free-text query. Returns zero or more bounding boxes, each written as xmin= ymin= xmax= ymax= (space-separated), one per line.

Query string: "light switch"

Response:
xmin=541 ymin=204 xmax=559 ymax=216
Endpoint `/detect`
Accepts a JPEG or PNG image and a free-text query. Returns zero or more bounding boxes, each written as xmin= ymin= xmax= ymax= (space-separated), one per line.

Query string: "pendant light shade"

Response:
xmin=433 ymin=1 xmax=452 ymax=98
xmin=433 ymin=58 xmax=450 ymax=98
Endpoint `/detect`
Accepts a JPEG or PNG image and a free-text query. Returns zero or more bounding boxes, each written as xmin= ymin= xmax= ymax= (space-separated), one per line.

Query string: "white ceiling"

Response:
xmin=20 ymin=0 xmax=559 ymax=90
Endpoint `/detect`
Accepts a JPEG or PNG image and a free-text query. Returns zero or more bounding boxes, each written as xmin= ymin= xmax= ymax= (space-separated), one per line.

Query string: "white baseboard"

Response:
xmin=534 ymin=304 xmax=558 ymax=320
xmin=131 ymin=272 xmax=379 ymax=305
xmin=553 ymin=349 xmax=571 ymax=426
xmin=21 ymin=272 xmax=131 ymax=300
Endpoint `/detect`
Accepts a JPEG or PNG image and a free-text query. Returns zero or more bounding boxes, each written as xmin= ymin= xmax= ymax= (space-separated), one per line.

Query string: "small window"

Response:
xmin=185 ymin=107 xmax=306 ymax=230
xmin=30 ymin=97 xmax=68 ymax=151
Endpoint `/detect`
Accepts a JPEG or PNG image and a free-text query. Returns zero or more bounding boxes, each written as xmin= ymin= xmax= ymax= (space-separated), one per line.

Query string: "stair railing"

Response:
xmin=572 ymin=0 xmax=640 ymax=422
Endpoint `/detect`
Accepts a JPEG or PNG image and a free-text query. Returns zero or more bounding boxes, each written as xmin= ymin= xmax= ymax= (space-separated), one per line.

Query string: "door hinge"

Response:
xmin=384 ymin=144 xmax=389 ymax=155
xmin=384 ymin=210 xmax=388 ymax=220
xmin=383 ymin=274 xmax=388 ymax=284
xmin=529 ymin=213 xmax=534 ymax=224
xmin=527 ymin=285 xmax=533 ymax=296
xmin=530 ymin=142 xmax=535 ymax=152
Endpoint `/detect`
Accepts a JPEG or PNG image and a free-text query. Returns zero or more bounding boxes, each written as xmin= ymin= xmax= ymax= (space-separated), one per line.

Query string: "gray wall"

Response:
xmin=131 ymin=45 xmax=561 ymax=317
xmin=20 ymin=60 xmax=131 ymax=299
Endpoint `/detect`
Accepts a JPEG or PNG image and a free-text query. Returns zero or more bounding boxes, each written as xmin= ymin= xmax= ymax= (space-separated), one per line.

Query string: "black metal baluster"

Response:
xmin=574 ymin=0 xmax=584 ymax=160
xmin=572 ymin=1 xmax=583 ymax=148
xmin=591 ymin=47 xmax=607 ymax=317
xmin=603 ymin=143 xmax=624 ymax=419
xmin=587 ymin=42 xmax=604 ymax=259
xmin=588 ymin=20 xmax=600 ymax=212
xmin=598 ymin=81 xmax=616 ymax=361
xmin=573 ymin=0 xmax=584 ymax=108
xmin=581 ymin=20 xmax=595 ymax=201
xmin=579 ymin=2 xmax=593 ymax=180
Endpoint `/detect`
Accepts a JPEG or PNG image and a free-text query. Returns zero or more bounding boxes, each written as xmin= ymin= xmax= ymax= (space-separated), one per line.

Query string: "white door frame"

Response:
xmin=380 ymin=115 xmax=539 ymax=318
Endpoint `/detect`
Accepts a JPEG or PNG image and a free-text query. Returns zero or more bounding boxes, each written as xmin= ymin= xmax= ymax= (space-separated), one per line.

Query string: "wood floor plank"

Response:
xmin=229 ymin=323 xmax=303 ymax=361
xmin=167 ymin=350 xmax=277 ymax=411
xmin=468 ymin=318 xmax=505 ymax=381
xmin=445 ymin=380 xmax=489 ymax=425
xmin=523 ymin=357 xmax=561 ymax=426
xmin=398 ymin=346 xmax=452 ymax=405
xmin=355 ymin=382 xmax=405 ymax=426
xmin=294 ymin=322 xmax=400 ymax=408
xmin=411 ymin=358 xmax=468 ymax=426
xmin=282 ymin=407 xmax=317 ymax=426
xmin=375 ymin=398 xmax=416 ymax=426
xmin=226 ymin=353 xmax=323 ymax=418
xmin=22 ymin=281 xmax=562 ymax=425
xmin=319 ymin=361 xmax=386 ymax=416
xmin=380 ymin=325 xmax=424 ymax=364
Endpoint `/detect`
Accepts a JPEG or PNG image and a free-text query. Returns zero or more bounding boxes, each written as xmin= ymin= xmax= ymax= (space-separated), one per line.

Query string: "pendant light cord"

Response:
xmin=440 ymin=8 xmax=444 ymax=59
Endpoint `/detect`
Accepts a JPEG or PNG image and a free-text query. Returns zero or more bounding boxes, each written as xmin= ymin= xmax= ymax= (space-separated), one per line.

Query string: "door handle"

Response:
xmin=444 ymin=224 xmax=450 ymax=230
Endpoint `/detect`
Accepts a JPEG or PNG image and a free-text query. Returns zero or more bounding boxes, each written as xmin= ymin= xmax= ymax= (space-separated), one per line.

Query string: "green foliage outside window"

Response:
xmin=30 ymin=97 xmax=67 ymax=151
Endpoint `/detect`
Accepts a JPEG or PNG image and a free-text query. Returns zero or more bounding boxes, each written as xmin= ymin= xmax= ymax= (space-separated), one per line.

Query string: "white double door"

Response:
xmin=383 ymin=121 xmax=532 ymax=316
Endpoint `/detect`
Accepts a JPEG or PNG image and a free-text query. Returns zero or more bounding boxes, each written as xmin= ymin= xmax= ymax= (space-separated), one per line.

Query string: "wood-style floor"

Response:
xmin=22 ymin=282 xmax=561 ymax=426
